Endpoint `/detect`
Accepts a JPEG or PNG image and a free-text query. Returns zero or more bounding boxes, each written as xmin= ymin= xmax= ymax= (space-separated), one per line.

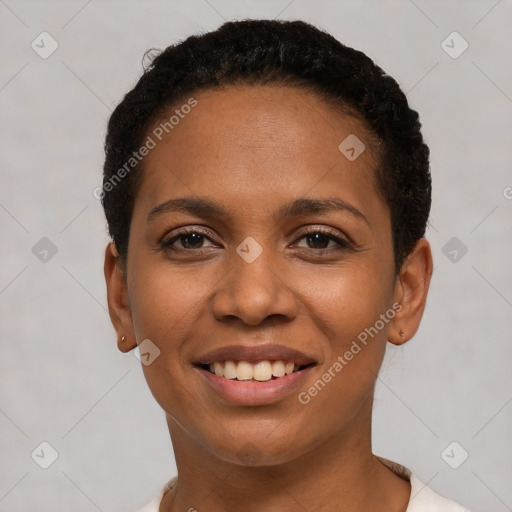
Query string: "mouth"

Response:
xmin=197 ymin=360 xmax=314 ymax=382
xmin=193 ymin=344 xmax=317 ymax=406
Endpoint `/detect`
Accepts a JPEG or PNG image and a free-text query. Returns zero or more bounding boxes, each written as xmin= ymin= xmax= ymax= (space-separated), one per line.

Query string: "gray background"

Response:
xmin=1 ymin=1 xmax=511 ymax=511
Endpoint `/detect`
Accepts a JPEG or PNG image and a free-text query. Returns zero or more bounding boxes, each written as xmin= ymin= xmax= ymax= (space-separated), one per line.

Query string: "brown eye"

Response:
xmin=162 ymin=229 xmax=217 ymax=250
xmin=179 ymin=232 xmax=206 ymax=249
xmin=304 ymin=232 xmax=332 ymax=249
xmin=295 ymin=230 xmax=351 ymax=251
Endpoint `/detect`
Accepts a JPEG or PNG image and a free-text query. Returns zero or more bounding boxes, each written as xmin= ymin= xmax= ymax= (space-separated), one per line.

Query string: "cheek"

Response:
xmin=126 ymin=261 xmax=212 ymax=407
xmin=128 ymin=259 xmax=208 ymax=340
xmin=300 ymin=257 xmax=395 ymax=343
xmin=287 ymin=269 xmax=394 ymax=444
xmin=294 ymin=256 xmax=395 ymax=399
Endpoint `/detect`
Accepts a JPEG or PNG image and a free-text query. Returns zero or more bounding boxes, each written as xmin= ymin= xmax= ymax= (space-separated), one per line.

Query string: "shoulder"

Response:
xmin=134 ymin=477 xmax=177 ymax=512
xmin=376 ymin=456 xmax=471 ymax=512
xmin=407 ymin=473 xmax=471 ymax=512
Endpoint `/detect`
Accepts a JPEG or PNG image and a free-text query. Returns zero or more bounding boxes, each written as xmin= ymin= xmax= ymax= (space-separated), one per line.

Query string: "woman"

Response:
xmin=102 ymin=19 xmax=470 ymax=512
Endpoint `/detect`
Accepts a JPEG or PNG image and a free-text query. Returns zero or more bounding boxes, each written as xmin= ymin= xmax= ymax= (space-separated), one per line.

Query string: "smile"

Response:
xmin=193 ymin=344 xmax=317 ymax=406
xmin=202 ymin=360 xmax=307 ymax=381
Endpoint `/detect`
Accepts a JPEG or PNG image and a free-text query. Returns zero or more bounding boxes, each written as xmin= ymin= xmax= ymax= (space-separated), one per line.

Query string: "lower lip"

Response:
xmin=196 ymin=366 xmax=315 ymax=406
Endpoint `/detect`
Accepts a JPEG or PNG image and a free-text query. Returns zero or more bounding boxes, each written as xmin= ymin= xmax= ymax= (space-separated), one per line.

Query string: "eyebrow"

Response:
xmin=147 ymin=196 xmax=370 ymax=226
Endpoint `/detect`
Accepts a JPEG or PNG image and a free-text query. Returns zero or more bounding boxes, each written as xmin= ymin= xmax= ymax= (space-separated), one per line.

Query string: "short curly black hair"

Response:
xmin=102 ymin=19 xmax=431 ymax=273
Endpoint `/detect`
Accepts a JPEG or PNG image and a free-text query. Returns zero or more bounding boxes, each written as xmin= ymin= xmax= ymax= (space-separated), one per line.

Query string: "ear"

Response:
xmin=389 ymin=238 xmax=433 ymax=345
xmin=104 ymin=242 xmax=137 ymax=353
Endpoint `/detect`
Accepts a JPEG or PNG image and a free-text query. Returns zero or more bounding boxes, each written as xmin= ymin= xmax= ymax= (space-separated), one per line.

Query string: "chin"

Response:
xmin=207 ymin=428 xmax=316 ymax=468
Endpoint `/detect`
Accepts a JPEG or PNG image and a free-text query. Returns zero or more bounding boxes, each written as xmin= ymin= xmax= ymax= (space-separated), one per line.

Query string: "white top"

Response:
xmin=135 ymin=458 xmax=471 ymax=512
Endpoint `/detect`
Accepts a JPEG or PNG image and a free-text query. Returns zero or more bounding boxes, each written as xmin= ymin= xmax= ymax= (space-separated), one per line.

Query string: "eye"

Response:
xmin=162 ymin=228 xmax=217 ymax=250
xmin=160 ymin=227 xmax=353 ymax=253
xmin=294 ymin=229 xmax=352 ymax=251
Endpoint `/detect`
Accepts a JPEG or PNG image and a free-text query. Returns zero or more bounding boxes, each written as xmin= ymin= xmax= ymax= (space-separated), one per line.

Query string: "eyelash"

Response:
xmin=160 ymin=226 xmax=353 ymax=254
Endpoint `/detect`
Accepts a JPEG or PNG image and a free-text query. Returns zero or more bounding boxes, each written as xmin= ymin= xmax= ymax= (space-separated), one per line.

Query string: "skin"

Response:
xmin=104 ymin=84 xmax=433 ymax=512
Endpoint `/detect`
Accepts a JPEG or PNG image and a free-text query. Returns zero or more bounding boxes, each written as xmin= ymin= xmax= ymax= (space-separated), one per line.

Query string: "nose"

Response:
xmin=211 ymin=245 xmax=299 ymax=326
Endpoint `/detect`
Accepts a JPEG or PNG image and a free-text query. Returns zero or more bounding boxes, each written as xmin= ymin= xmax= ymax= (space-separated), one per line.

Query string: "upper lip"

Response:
xmin=194 ymin=344 xmax=317 ymax=366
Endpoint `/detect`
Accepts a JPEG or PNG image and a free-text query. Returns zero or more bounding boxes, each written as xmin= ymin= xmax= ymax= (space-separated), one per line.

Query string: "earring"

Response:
xmin=399 ymin=329 xmax=405 ymax=342
xmin=121 ymin=335 xmax=126 ymax=342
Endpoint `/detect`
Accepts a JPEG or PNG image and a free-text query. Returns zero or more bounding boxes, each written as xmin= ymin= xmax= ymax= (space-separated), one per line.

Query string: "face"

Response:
xmin=106 ymin=84 xmax=429 ymax=466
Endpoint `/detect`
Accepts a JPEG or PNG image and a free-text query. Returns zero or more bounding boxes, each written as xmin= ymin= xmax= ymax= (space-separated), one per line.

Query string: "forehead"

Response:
xmin=136 ymin=84 xmax=383 ymax=216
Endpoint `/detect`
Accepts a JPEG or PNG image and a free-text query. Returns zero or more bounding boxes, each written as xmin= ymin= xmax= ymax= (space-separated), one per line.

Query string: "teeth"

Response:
xmin=206 ymin=360 xmax=302 ymax=380
xmin=236 ymin=361 xmax=253 ymax=381
xmin=272 ymin=361 xmax=285 ymax=377
xmin=224 ymin=360 xmax=238 ymax=379
xmin=253 ymin=361 xmax=272 ymax=381
xmin=213 ymin=361 xmax=223 ymax=377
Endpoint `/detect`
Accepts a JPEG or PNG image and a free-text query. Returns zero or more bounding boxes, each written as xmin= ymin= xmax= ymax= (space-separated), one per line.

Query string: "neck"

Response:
xmin=160 ymin=398 xmax=410 ymax=512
